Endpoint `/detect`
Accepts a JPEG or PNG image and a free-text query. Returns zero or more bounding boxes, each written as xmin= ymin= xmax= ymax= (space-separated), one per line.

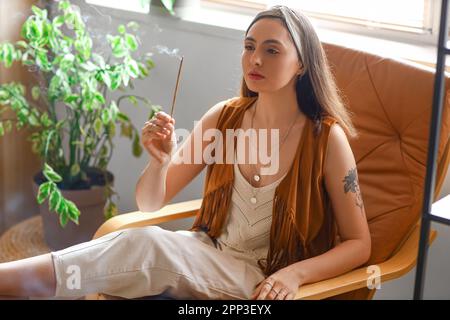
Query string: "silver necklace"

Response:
xmin=246 ymin=103 xmax=299 ymax=204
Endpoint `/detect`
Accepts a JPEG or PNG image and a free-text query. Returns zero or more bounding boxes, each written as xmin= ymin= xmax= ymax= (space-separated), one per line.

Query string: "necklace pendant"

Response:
xmin=253 ymin=174 xmax=260 ymax=182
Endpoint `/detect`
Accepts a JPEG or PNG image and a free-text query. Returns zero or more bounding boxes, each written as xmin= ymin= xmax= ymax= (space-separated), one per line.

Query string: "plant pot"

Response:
xmin=32 ymin=168 xmax=114 ymax=251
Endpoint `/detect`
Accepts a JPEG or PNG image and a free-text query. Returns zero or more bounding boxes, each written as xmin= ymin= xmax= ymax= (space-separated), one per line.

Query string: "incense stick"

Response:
xmin=170 ymin=56 xmax=184 ymax=118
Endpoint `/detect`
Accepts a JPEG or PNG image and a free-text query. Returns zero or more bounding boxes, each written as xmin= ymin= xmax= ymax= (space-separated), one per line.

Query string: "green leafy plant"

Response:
xmin=0 ymin=1 xmax=161 ymax=227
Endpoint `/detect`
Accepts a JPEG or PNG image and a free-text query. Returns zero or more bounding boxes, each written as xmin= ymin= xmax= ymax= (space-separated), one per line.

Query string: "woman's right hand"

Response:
xmin=141 ymin=111 xmax=177 ymax=166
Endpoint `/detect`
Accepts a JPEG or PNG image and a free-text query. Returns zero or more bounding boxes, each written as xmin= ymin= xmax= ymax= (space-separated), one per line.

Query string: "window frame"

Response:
xmin=202 ymin=0 xmax=442 ymax=46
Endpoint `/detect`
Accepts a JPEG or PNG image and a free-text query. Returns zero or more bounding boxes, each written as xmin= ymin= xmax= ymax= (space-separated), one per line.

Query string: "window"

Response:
xmin=85 ymin=0 xmax=149 ymax=14
xmin=204 ymin=0 xmax=440 ymax=44
xmin=268 ymin=0 xmax=433 ymax=34
xmin=207 ymin=0 xmax=435 ymax=34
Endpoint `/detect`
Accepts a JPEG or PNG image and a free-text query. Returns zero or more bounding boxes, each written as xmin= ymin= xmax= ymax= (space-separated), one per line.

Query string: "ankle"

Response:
xmin=0 ymin=256 xmax=56 ymax=298
xmin=0 ymin=262 xmax=17 ymax=296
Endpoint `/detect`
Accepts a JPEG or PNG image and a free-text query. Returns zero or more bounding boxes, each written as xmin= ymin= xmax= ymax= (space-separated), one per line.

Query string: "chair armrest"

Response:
xmin=295 ymin=223 xmax=437 ymax=299
xmin=93 ymin=198 xmax=202 ymax=239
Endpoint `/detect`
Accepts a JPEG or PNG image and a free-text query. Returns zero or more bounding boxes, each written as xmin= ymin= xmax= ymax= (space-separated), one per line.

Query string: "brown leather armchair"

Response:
xmin=88 ymin=42 xmax=450 ymax=300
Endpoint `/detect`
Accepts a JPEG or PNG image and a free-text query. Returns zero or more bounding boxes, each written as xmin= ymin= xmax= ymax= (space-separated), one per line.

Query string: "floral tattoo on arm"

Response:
xmin=343 ymin=167 xmax=364 ymax=215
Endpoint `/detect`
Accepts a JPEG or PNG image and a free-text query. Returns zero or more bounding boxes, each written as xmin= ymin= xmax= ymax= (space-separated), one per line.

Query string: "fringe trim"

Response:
xmin=258 ymin=194 xmax=306 ymax=277
xmin=258 ymin=193 xmax=337 ymax=277
xmin=188 ymin=180 xmax=234 ymax=239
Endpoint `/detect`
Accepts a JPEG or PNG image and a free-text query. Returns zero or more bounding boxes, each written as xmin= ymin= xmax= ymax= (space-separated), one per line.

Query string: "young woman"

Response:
xmin=0 ymin=5 xmax=370 ymax=300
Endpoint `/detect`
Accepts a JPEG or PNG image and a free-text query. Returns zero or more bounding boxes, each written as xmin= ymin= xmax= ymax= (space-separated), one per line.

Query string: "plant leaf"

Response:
xmin=58 ymin=0 xmax=70 ymax=11
xmin=109 ymin=71 xmax=121 ymax=90
xmin=3 ymin=43 xmax=14 ymax=68
xmin=128 ymin=95 xmax=138 ymax=106
xmin=39 ymin=112 xmax=51 ymax=127
xmin=120 ymin=123 xmax=133 ymax=138
xmin=70 ymin=163 xmax=80 ymax=177
xmin=60 ymin=53 xmax=75 ymax=70
xmin=57 ymin=198 xmax=68 ymax=216
xmin=122 ymin=71 xmax=130 ymax=87
xmin=59 ymin=208 xmax=69 ymax=228
xmin=28 ymin=112 xmax=40 ymax=127
xmin=132 ymin=132 xmax=143 ymax=157
xmin=64 ymin=94 xmax=78 ymax=103
xmin=94 ymin=92 xmax=106 ymax=104
xmin=111 ymin=37 xmax=127 ymax=58
xmin=125 ymin=34 xmax=138 ymax=51
xmin=149 ymin=105 xmax=162 ymax=120
xmin=101 ymin=108 xmax=110 ymax=125
xmin=94 ymin=117 xmax=102 ymax=136
xmin=16 ymin=40 xmax=28 ymax=49
xmin=138 ymin=62 xmax=149 ymax=77
xmin=100 ymin=71 xmax=111 ymax=88
xmin=126 ymin=21 xmax=139 ymax=31
xmin=37 ymin=182 xmax=52 ymax=204
xmin=31 ymin=5 xmax=47 ymax=20
xmin=0 ymin=88 xmax=9 ymax=101
xmin=117 ymin=112 xmax=130 ymax=122
xmin=80 ymin=61 xmax=97 ymax=72
xmin=66 ymin=200 xmax=80 ymax=224
xmin=53 ymin=15 xmax=65 ymax=27
xmin=43 ymin=163 xmax=63 ymax=183
xmin=49 ymin=190 xmax=61 ymax=212
xmin=117 ymin=24 xmax=126 ymax=34
xmin=104 ymin=202 xmax=118 ymax=220
xmin=126 ymin=58 xmax=139 ymax=78
xmin=109 ymin=100 xmax=119 ymax=121
xmin=92 ymin=53 xmax=106 ymax=69
xmin=108 ymin=122 xmax=116 ymax=137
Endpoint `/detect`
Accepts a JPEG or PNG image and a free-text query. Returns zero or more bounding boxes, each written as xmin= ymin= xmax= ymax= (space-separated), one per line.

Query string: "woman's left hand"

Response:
xmin=251 ymin=265 xmax=303 ymax=300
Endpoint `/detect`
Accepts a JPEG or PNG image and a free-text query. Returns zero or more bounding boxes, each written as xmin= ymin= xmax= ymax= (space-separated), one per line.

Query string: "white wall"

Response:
xmin=72 ymin=1 xmax=450 ymax=299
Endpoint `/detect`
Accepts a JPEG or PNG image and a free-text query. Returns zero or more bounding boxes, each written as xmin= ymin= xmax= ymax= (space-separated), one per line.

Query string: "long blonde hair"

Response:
xmin=240 ymin=5 xmax=358 ymax=139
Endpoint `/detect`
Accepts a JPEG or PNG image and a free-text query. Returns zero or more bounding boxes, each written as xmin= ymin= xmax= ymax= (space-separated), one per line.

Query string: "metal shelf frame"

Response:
xmin=413 ymin=0 xmax=450 ymax=300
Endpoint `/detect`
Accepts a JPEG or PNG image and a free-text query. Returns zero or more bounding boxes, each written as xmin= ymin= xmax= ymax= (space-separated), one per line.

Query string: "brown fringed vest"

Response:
xmin=189 ymin=96 xmax=339 ymax=276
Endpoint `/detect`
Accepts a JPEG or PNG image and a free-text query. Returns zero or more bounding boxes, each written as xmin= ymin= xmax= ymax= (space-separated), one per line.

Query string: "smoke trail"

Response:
xmin=152 ymin=45 xmax=182 ymax=61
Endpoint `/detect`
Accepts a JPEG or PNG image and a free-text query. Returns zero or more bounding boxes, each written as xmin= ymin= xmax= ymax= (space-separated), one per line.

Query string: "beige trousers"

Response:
xmin=50 ymin=225 xmax=266 ymax=299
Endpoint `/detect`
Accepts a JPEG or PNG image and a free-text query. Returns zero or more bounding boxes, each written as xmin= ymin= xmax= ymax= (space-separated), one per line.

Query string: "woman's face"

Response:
xmin=242 ymin=18 xmax=303 ymax=93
